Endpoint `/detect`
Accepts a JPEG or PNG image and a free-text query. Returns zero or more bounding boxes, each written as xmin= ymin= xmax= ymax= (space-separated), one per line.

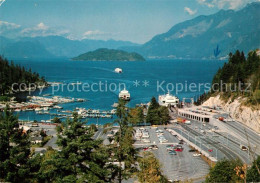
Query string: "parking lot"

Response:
xmin=133 ymin=126 xmax=209 ymax=182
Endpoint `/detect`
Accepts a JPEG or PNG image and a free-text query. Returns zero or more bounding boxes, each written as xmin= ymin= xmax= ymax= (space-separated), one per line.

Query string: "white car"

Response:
xmin=193 ymin=153 xmax=201 ymax=157
xmin=156 ymin=129 xmax=163 ymax=133
xmin=142 ymin=139 xmax=151 ymax=143
xmin=142 ymin=133 xmax=150 ymax=138
xmin=159 ymin=139 xmax=168 ymax=143
xmin=185 ymin=120 xmax=191 ymax=125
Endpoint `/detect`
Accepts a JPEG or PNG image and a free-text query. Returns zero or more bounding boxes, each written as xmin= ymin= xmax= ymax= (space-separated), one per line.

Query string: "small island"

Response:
xmin=72 ymin=48 xmax=145 ymax=61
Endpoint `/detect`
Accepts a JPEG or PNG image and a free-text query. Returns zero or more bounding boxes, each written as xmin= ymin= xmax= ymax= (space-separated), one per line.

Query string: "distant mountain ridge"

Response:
xmin=72 ymin=48 xmax=145 ymax=61
xmin=1 ymin=2 xmax=259 ymax=60
xmin=121 ymin=2 xmax=260 ymax=59
xmin=0 ymin=36 xmax=140 ymax=59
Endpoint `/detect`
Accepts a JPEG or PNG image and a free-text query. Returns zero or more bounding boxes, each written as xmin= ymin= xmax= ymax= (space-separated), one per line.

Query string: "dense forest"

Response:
xmin=196 ymin=50 xmax=260 ymax=105
xmin=0 ymin=56 xmax=46 ymax=96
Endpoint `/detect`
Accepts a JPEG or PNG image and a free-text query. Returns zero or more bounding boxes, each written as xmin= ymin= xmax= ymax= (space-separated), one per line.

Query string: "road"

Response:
xmin=44 ymin=134 xmax=58 ymax=148
xmin=169 ymin=108 xmax=260 ymax=165
xmin=176 ymin=124 xmax=250 ymax=163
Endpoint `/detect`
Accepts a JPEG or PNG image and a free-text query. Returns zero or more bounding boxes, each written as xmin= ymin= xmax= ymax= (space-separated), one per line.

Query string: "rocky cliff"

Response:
xmin=203 ymin=95 xmax=260 ymax=133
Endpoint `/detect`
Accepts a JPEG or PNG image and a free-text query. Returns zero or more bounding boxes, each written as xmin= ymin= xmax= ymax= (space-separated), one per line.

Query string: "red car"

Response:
xmin=174 ymin=147 xmax=184 ymax=152
xmin=143 ymin=147 xmax=149 ymax=151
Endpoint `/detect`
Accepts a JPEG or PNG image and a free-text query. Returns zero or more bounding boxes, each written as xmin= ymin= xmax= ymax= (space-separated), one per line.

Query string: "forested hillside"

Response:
xmin=197 ymin=49 xmax=260 ymax=105
xmin=0 ymin=56 xmax=46 ymax=96
xmin=212 ymin=50 xmax=260 ymax=104
xmin=72 ymin=48 xmax=145 ymax=61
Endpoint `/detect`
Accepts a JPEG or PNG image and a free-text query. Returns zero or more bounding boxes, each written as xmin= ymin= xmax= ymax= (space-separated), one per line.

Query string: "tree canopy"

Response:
xmin=0 ymin=56 xmax=46 ymax=95
xmin=0 ymin=108 xmax=32 ymax=182
xmin=137 ymin=152 xmax=168 ymax=183
xmin=146 ymin=97 xmax=170 ymax=125
xmin=38 ymin=113 xmax=115 ymax=182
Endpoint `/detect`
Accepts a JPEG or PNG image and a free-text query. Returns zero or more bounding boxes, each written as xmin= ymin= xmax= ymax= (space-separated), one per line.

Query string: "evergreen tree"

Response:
xmin=0 ymin=56 xmax=46 ymax=95
xmin=146 ymin=97 xmax=159 ymax=125
xmin=146 ymin=97 xmax=169 ymax=125
xmin=38 ymin=113 xmax=115 ymax=182
xmin=0 ymin=107 xmax=31 ymax=182
xmin=207 ymin=49 xmax=260 ymax=104
xmin=158 ymin=106 xmax=170 ymax=125
xmin=149 ymin=97 xmax=159 ymax=111
xmin=112 ymin=99 xmax=137 ymax=182
xmin=129 ymin=107 xmax=144 ymax=125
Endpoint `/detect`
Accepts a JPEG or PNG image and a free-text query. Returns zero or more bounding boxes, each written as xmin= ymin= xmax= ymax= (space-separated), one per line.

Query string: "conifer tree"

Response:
xmin=0 ymin=107 xmax=31 ymax=182
xmin=38 ymin=113 xmax=115 ymax=182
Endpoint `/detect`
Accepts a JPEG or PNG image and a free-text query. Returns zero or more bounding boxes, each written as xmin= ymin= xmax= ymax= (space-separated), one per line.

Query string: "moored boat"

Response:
xmin=158 ymin=91 xmax=179 ymax=107
xmin=119 ymin=88 xmax=130 ymax=101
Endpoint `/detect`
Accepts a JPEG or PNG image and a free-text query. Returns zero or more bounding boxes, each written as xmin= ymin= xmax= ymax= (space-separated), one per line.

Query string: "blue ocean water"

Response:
xmin=12 ymin=59 xmax=225 ymax=124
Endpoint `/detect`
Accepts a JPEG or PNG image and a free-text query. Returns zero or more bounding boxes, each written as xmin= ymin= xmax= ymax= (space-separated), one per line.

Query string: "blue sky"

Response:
xmin=0 ymin=0 xmax=259 ymax=43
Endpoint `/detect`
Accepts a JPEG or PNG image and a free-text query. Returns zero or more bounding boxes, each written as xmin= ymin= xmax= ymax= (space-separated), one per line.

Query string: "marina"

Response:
xmin=0 ymin=95 xmax=116 ymax=122
xmin=0 ymin=95 xmax=86 ymax=112
xmin=2 ymin=59 xmax=225 ymax=124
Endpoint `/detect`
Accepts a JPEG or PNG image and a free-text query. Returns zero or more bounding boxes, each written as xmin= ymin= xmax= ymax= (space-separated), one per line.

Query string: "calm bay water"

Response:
xmin=12 ymin=59 xmax=225 ymax=124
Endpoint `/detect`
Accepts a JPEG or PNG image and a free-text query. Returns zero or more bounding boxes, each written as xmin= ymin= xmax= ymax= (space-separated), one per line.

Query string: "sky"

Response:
xmin=0 ymin=0 xmax=259 ymax=43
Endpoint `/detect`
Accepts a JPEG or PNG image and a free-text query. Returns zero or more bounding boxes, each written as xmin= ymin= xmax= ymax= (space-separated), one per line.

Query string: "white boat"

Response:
xmin=35 ymin=108 xmax=42 ymax=111
xmin=119 ymin=88 xmax=130 ymax=101
xmin=158 ymin=91 xmax=179 ymax=107
xmin=53 ymin=105 xmax=63 ymax=109
xmin=112 ymin=102 xmax=119 ymax=108
xmin=43 ymin=107 xmax=49 ymax=111
xmin=77 ymin=98 xmax=86 ymax=102
xmin=114 ymin=68 xmax=122 ymax=73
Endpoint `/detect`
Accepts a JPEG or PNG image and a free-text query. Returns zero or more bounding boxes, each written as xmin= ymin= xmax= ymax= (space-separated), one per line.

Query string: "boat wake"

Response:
xmin=90 ymin=67 xmax=115 ymax=73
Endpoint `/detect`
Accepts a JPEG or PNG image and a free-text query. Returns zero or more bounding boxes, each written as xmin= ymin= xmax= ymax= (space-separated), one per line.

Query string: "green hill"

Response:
xmin=72 ymin=48 xmax=145 ymax=61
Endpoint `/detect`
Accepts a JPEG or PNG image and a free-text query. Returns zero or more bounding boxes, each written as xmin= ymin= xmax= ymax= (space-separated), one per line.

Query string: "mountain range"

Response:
xmin=0 ymin=36 xmax=140 ymax=59
xmin=121 ymin=2 xmax=260 ymax=59
xmin=0 ymin=2 xmax=259 ymax=60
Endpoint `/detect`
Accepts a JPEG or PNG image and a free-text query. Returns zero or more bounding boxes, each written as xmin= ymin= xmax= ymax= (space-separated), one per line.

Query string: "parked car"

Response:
xmin=166 ymin=144 xmax=174 ymax=148
xmin=143 ymin=147 xmax=150 ymax=151
xmin=185 ymin=120 xmax=191 ymax=125
xmin=142 ymin=139 xmax=151 ymax=143
xmin=193 ymin=153 xmax=201 ymax=157
xmin=169 ymin=150 xmax=177 ymax=155
xmin=149 ymin=145 xmax=158 ymax=150
xmin=240 ymin=145 xmax=248 ymax=151
xmin=167 ymin=147 xmax=175 ymax=151
xmin=189 ymin=149 xmax=196 ymax=152
xmin=156 ymin=129 xmax=163 ymax=133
